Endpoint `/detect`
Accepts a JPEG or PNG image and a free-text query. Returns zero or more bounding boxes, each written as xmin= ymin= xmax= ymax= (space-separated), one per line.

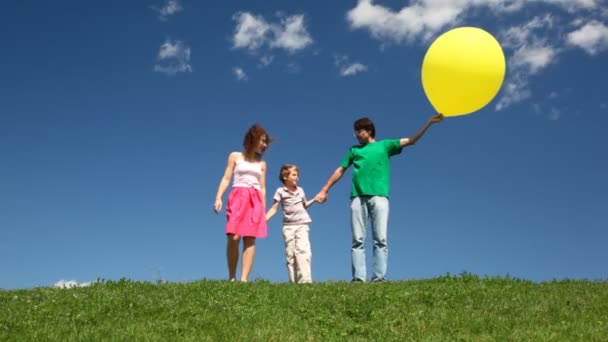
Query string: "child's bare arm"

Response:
xmin=265 ymin=201 xmax=280 ymax=221
xmin=303 ymin=198 xmax=316 ymax=208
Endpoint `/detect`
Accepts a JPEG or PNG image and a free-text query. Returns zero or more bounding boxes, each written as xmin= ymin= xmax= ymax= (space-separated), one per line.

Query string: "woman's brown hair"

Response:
xmin=242 ymin=123 xmax=273 ymax=160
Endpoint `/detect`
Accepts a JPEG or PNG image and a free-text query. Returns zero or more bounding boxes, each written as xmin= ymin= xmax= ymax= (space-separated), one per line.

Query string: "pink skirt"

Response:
xmin=226 ymin=187 xmax=267 ymax=238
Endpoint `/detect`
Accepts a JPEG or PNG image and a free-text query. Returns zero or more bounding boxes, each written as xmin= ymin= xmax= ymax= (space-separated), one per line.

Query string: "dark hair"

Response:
xmin=278 ymin=164 xmax=298 ymax=185
xmin=243 ymin=123 xmax=272 ymax=161
xmin=353 ymin=117 xmax=375 ymax=138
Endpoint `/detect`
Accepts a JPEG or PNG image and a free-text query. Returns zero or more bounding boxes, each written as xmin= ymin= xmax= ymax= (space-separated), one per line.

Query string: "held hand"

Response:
xmin=314 ymin=191 xmax=328 ymax=204
xmin=214 ymin=198 xmax=222 ymax=213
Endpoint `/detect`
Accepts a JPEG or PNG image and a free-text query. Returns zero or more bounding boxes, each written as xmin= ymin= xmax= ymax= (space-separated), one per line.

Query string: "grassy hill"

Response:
xmin=2 ymin=274 xmax=607 ymax=341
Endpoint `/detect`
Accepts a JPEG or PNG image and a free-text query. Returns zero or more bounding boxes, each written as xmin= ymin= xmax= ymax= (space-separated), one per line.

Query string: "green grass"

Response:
xmin=1 ymin=274 xmax=607 ymax=341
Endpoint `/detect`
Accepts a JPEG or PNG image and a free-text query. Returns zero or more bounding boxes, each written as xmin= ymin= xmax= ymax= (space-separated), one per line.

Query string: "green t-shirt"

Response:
xmin=340 ymin=139 xmax=403 ymax=198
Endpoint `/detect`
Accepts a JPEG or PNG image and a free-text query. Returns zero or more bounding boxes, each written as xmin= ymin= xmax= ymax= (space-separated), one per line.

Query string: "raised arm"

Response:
xmin=314 ymin=166 xmax=346 ymax=203
xmin=265 ymin=200 xmax=280 ymax=221
xmin=214 ymin=152 xmax=239 ymax=213
xmin=400 ymin=113 xmax=444 ymax=148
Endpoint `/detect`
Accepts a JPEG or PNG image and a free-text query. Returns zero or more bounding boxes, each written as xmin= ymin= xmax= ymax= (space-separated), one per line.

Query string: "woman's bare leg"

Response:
xmin=226 ymin=234 xmax=241 ymax=280
xmin=240 ymin=237 xmax=256 ymax=282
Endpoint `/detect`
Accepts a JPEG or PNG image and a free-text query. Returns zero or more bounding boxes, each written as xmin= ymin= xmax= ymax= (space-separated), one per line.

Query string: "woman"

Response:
xmin=214 ymin=124 xmax=272 ymax=282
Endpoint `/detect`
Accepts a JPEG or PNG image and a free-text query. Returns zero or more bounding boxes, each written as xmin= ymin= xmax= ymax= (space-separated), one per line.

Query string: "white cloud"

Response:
xmin=270 ymin=15 xmax=314 ymax=53
xmin=341 ymin=63 xmax=368 ymax=76
xmin=567 ymin=21 xmax=608 ymax=55
xmin=233 ymin=67 xmax=248 ymax=81
xmin=334 ymin=55 xmax=368 ymax=77
xmin=154 ymin=39 xmax=192 ymax=75
xmin=494 ymin=15 xmax=562 ymax=110
xmin=345 ymin=0 xmax=532 ymax=44
xmin=495 ymin=74 xmax=531 ymax=111
xmin=547 ymin=0 xmax=600 ymax=12
xmin=232 ymin=12 xmax=313 ymax=53
xmin=493 ymin=13 xmax=606 ymax=111
xmin=153 ymin=0 xmax=183 ymax=21
xmin=54 ymin=280 xmax=91 ymax=289
xmin=348 ymin=0 xmax=462 ymax=43
xmin=259 ymin=55 xmax=274 ymax=67
xmin=511 ymin=45 xmax=558 ymax=74
xmin=346 ymin=0 xmax=602 ymax=45
xmin=232 ymin=12 xmax=271 ymax=51
xmin=501 ymin=15 xmax=555 ymax=48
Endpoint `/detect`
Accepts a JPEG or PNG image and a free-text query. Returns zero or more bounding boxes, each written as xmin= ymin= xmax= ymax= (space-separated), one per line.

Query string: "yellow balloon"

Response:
xmin=421 ymin=27 xmax=506 ymax=116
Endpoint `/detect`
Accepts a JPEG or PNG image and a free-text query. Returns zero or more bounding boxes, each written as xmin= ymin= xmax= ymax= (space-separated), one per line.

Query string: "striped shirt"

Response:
xmin=273 ymin=186 xmax=311 ymax=225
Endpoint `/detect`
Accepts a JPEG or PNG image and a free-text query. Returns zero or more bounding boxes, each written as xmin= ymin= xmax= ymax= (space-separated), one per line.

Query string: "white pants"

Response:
xmin=282 ymin=224 xmax=312 ymax=283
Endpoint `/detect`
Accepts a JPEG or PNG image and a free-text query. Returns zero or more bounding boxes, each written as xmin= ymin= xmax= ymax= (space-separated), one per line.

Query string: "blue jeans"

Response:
xmin=350 ymin=196 xmax=389 ymax=282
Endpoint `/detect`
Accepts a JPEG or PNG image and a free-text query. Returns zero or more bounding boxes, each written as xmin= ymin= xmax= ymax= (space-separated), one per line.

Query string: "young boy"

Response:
xmin=266 ymin=164 xmax=316 ymax=283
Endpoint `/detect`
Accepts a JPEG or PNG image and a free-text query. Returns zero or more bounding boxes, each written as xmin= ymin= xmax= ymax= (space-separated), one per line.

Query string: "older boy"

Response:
xmin=315 ymin=114 xmax=443 ymax=282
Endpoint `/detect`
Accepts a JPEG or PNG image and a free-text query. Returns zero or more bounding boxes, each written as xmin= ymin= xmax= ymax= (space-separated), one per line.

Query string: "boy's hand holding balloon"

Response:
xmin=430 ymin=113 xmax=444 ymax=123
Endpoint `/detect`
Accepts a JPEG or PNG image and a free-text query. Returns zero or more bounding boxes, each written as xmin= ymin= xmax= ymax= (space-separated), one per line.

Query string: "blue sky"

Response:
xmin=1 ymin=0 xmax=607 ymax=289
